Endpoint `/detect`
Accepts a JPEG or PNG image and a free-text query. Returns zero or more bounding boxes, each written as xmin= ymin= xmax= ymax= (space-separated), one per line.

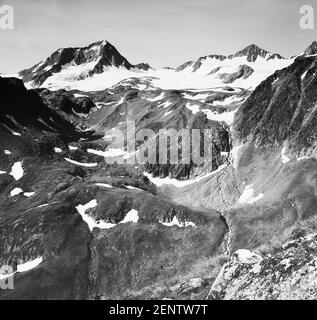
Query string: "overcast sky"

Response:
xmin=0 ymin=0 xmax=316 ymax=73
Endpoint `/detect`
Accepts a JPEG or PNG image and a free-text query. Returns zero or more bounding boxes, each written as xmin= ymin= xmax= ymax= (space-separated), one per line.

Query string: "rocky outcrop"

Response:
xmin=219 ymin=65 xmax=254 ymax=83
xmin=303 ymin=41 xmax=317 ymax=56
xmin=207 ymin=233 xmax=317 ymax=300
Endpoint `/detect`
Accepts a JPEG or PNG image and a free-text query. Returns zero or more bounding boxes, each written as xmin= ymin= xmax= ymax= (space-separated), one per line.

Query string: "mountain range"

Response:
xmin=0 ymin=39 xmax=317 ymax=300
xmin=17 ymin=41 xmax=310 ymax=92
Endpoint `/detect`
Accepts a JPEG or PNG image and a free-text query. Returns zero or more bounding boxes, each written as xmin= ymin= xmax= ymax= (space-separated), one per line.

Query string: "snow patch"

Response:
xmin=0 ymin=257 xmax=43 ymax=279
xmin=64 ymin=158 xmax=97 ymax=167
xmin=144 ymin=164 xmax=227 ymax=188
xmin=17 ymin=257 xmax=43 ymax=273
xmin=233 ymin=249 xmax=263 ymax=264
xmin=158 ymin=101 xmax=173 ymax=109
xmin=301 ymin=70 xmax=308 ymax=80
xmin=88 ymin=148 xmax=126 ymax=158
xmin=159 ymin=216 xmax=196 ymax=228
xmin=230 ymin=144 xmax=243 ymax=169
xmin=147 ymin=92 xmax=165 ymax=102
xmin=76 ymin=200 xmax=139 ymax=231
xmin=124 ymin=185 xmax=143 ymax=191
xmin=10 ymin=188 xmax=23 ymax=197
xmin=202 ymin=108 xmax=237 ymax=125
xmin=74 ymin=93 xmax=88 ymax=98
xmin=238 ymin=184 xmax=264 ymax=204
xmin=281 ymin=146 xmax=290 ymax=164
xmin=185 ymin=102 xmax=200 ymax=115
xmin=95 ymin=183 xmax=113 ymax=188
xmin=23 ymin=192 xmax=35 ymax=197
xmin=120 ymin=209 xmax=139 ymax=224
xmin=9 ymin=162 xmax=24 ymax=181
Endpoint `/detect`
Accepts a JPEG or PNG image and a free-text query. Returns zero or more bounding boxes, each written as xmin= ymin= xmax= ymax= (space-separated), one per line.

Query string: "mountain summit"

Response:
xmin=19 ymin=40 xmax=151 ymax=87
xmin=303 ymin=41 xmax=317 ymax=56
xmin=229 ymin=44 xmax=284 ymax=62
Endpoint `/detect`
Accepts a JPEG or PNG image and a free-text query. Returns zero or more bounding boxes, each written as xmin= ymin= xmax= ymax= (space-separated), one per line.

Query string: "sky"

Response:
xmin=0 ymin=0 xmax=316 ymax=73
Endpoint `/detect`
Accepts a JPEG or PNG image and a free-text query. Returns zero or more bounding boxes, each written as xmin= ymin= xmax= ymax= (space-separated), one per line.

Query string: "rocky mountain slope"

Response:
xmin=207 ymin=232 xmax=317 ymax=300
xmin=0 ymin=41 xmax=317 ymax=300
xmin=0 ymin=76 xmax=228 ymax=299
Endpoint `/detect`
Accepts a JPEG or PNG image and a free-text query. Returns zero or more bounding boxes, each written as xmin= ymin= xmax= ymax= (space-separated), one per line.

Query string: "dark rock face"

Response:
xmin=234 ymin=55 xmax=317 ymax=150
xmin=175 ymin=61 xmax=193 ymax=72
xmin=219 ymin=65 xmax=254 ymax=83
xmin=0 ymin=77 xmax=86 ymax=140
xmin=228 ymin=44 xmax=284 ymax=62
xmin=191 ymin=55 xmax=227 ymax=72
xmin=303 ymin=41 xmax=317 ymax=56
xmin=134 ymin=63 xmax=152 ymax=71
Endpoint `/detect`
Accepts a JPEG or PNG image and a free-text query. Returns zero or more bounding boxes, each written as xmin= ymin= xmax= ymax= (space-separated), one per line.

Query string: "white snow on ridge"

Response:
xmin=301 ymin=70 xmax=308 ymax=80
xmin=76 ymin=200 xmax=139 ymax=231
xmin=23 ymin=192 xmax=35 ymax=197
xmin=281 ymin=147 xmax=290 ymax=164
xmin=74 ymin=93 xmax=88 ymax=98
xmin=212 ymin=95 xmax=245 ymax=106
xmin=163 ymin=110 xmax=173 ymax=117
xmin=158 ymin=101 xmax=173 ymax=109
xmin=95 ymin=183 xmax=113 ymax=188
xmin=0 ymin=257 xmax=43 ymax=280
xmin=54 ymin=147 xmax=62 ymax=153
xmin=147 ymin=92 xmax=165 ymax=102
xmin=231 ymin=143 xmax=243 ymax=169
xmin=182 ymin=92 xmax=210 ymax=102
xmin=87 ymin=148 xmax=126 ymax=158
xmin=9 ymin=162 xmax=24 ymax=181
xmin=159 ymin=216 xmax=196 ymax=228
xmin=0 ymin=171 xmax=6 ymax=175
xmin=1 ymin=123 xmax=21 ymax=136
xmin=4 ymin=150 xmax=11 ymax=155
xmin=143 ymin=164 xmax=227 ymax=188
xmin=17 ymin=257 xmax=43 ymax=273
xmin=238 ymin=184 xmax=264 ymax=204
xmin=64 ymin=158 xmax=97 ymax=167
xmin=120 ymin=209 xmax=139 ymax=224
xmin=185 ymin=102 xmax=200 ymax=115
xmin=124 ymin=185 xmax=143 ymax=191
xmin=10 ymin=188 xmax=23 ymax=197
xmin=297 ymin=155 xmax=310 ymax=161
xmin=21 ymin=52 xmax=295 ymax=93
xmin=202 ymin=108 xmax=237 ymax=126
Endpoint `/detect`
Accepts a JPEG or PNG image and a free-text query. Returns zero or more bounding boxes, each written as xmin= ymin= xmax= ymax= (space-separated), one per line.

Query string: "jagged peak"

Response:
xmin=229 ymin=44 xmax=284 ymax=62
xmin=303 ymin=41 xmax=317 ymax=56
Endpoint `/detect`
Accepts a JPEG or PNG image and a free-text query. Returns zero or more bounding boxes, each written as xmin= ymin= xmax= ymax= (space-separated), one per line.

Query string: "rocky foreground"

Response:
xmin=208 ymin=232 xmax=317 ymax=300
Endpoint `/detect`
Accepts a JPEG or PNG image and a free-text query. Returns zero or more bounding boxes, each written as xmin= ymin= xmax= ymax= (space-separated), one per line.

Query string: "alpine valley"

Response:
xmin=0 ymin=40 xmax=317 ymax=300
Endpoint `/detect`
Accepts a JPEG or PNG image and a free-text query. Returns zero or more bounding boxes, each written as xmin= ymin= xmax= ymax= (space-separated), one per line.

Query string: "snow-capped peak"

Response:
xmin=229 ymin=44 xmax=284 ymax=62
xmin=19 ymin=40 xmax=152 ymax=87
